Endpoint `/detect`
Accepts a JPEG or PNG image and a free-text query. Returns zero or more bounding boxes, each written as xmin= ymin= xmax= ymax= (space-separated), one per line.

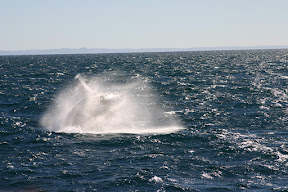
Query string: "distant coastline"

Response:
xmin=1 ymin=46 xmax=288 ymax=56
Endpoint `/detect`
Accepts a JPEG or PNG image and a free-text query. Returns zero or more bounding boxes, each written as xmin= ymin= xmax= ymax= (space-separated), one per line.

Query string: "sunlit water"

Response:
xmin=1 ymin=50 xmax=288 ymax=191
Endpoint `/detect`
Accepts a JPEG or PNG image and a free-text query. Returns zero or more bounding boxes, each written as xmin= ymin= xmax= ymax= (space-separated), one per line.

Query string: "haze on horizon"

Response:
xmin=1 ymin=0 xmax=288 ymax=51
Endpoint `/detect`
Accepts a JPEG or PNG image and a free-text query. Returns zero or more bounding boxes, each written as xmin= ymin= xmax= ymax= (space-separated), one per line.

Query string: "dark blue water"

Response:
xmin=1 ymin=50 xmax=288 ymax=191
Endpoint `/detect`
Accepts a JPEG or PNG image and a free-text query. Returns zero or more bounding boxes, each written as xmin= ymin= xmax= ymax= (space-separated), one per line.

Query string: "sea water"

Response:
xmin=1 ymin=49 xmax=288 ymax=191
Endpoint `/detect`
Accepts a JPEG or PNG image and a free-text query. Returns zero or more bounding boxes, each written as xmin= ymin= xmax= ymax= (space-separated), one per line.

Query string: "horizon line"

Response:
xmin=1 ymin=45 xmax=288 ymax=56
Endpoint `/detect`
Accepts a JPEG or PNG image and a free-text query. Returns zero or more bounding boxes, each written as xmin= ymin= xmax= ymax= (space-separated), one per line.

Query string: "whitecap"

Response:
xmin=149 ymin=176 xmax=163 ymax=183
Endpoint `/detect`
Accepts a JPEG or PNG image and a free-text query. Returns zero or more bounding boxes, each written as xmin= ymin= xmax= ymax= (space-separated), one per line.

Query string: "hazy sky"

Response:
xmin=1 ymin=0 xmax=288 ymax=50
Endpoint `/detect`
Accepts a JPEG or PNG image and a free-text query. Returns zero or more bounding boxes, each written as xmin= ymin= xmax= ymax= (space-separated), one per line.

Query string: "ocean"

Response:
xmin=1 ymin=49 xmax=288 ymax=191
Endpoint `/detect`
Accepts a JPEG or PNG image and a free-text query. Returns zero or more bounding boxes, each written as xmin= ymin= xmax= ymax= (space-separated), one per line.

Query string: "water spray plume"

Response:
xmin=41 ymin=73 xmax=183 ymax=134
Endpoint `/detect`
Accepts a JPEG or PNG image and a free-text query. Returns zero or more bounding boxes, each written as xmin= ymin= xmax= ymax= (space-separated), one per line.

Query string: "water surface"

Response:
xmin=1 ymin=50 xmax=288 ymax=191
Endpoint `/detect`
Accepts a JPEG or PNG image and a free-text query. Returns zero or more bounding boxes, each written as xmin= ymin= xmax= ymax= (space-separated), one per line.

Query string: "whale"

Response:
xmin=66 ymin=75 xmax=122 ymax=127
xmin=41 ymin=73 xmax=183 ymax=134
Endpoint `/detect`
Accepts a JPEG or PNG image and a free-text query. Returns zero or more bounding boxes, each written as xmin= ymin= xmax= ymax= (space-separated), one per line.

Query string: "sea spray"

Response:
xmin=40 ymin=73 xmax=183 ymax=134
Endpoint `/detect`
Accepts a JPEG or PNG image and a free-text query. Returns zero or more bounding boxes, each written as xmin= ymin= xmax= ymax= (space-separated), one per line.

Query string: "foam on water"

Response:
xmin=41 ymin=73 xmax=183 ymax=134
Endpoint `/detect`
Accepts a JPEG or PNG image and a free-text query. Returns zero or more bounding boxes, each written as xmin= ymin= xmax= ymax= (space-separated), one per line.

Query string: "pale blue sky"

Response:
xmin=1 ymin=0 xmax=287 ymax=50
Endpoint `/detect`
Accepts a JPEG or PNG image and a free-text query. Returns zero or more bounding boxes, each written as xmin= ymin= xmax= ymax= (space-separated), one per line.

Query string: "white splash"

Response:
xmin=41 ymin=73 xmax=183 ymax=134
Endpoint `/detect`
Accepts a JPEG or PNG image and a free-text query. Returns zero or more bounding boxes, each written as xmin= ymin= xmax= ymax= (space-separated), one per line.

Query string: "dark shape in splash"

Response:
xmin=41 ymin=73 xmax=183 ymax=134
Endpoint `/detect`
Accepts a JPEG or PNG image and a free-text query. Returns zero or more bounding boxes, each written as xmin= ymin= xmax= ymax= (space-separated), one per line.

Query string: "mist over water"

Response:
xmin=41 ymin=73 xmax=183 ymax=134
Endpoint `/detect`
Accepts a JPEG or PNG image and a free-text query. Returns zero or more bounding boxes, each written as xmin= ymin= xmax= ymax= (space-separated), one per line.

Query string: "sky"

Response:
xmin=1 ymin=0 xmax=288 ymax=50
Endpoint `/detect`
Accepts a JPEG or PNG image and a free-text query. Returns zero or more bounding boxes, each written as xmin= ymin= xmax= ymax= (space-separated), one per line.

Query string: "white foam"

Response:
xmin=41 ymin=74 xmax=184 ymax=135
xmin=201 ymin=172 xmax=214 ymax=179
xmin=149 ymin=176 xmax=163 ymax=183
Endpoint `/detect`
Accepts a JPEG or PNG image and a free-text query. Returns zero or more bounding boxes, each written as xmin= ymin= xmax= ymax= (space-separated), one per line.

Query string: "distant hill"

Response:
xmin=1 ymin=46 xmax=288 ymax=56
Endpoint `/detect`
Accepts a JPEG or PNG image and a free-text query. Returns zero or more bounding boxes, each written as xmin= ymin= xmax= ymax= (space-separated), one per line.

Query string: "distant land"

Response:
xmin=1 ymin=46 xmax=288 ymax=56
